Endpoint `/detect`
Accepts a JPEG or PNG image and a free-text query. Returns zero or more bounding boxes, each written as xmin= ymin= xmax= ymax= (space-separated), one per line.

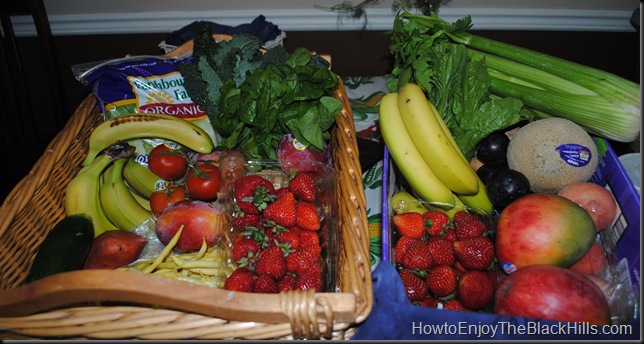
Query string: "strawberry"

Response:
xmin=394 ymin=236 xmax=419 ymax=264
xmin=294 ymin=264 xmax=322 ymax=291
xmin=442 ymin=227 xmax=457 ymax=242
xmin=393 ymin=212 xmax=426 ymax=239
xmin=295 ymin=201 xmax=320 ymax=231
xmin=263 ymin=190 xmax=297 ymax=227
xmin=278 ymin=273 xmax=297 ymax=292
xmin=423 ymin=210 xmax=450 ymax=236
xmin=288 ymin=172 xmax=318 ymax=202
xmin=398 ymin=269 xmax=428 ymax=302
xmin=426 ymin=237 xmax=455 ymax=266
xmin=286 ymin=246 xmax=320 ymax=275
xmin=275 ymin=227 xmax=301 ymax=251
xmin=425 ymin=265 xmax=457 ymax=298
xmin=274 ymin=187 xmax=291 ymax=199
xmin=234 ymin=175 xmax=276 ymax=214
xmin=253 ymin=274 xmax=278 ymax=293
xmin=224 ymin=267 xmax=256 ymax=292
xmin=231 ymin=236 xmax=261 ymax=264
xmin=420 ymin=295 xmax=440 ymax=308
xmin=443 ymin=299 xmax=467 ymax=311
xmin=453 ymin=211 xmax=488 ymax=240
xmin=453 ymin=236 xmax=495 ymax=271
xmin=401 ymin=239 xmax=434 ymax=271
xmin=255 ymin=246 xmax=287 ymax=280
xmin=457 ymin=270 xmax=495 ymax=311
xmin=231 ymin=213 xmax=262 ymax=232
xmin=299 ymin=230 xmax=319 ymax=248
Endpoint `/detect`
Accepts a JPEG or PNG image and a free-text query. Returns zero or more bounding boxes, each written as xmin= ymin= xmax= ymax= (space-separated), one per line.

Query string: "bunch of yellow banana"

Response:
xmin=65 ymin=113 xmax=214 ymax=237
xmin=380 ymin=83 xmax=493 ymax=214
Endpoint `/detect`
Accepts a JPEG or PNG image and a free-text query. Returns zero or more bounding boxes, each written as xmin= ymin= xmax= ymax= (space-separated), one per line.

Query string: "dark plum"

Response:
xmin=485 ymin=168 xmax=531 ymax=210
xmin=476 ymin=131 xmax=510 ymax=166
xmin=476 ymin=163 xmax=507 ymax=185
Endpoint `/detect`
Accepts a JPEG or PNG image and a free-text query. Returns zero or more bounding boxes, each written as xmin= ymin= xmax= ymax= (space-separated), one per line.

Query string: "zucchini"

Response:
xmin=26 ymin=214 xmax=95 ymax=283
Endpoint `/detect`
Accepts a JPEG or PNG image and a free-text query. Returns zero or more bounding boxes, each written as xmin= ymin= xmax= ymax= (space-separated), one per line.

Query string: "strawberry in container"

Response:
xmin=222 ymin=160 xmax=339 ymax=294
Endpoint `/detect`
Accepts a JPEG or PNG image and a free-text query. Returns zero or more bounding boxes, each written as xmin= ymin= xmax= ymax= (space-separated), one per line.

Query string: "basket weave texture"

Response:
xmin=0 ymin=77 xmax=372 ymax=340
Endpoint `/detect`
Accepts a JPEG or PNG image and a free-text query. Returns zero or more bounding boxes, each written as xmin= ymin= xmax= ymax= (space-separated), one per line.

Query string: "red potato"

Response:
xmin=83 ymin=230 xmax=148 ymax=269
xmin=558 ymin=182 xmax=618 ymax=231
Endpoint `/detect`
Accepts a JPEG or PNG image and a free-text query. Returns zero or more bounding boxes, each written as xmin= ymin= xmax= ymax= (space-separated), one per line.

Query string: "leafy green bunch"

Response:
xmin=388 ymin=11 xmax=531 ymax=159
xmin=180 ymin=27 xmax=342 ymax=160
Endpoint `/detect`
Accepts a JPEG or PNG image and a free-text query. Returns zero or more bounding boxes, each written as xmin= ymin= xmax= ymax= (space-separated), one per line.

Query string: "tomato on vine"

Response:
xmin=148 ymin=144 xmax=188 ymax=180
xmin=185 ymin=162 xmax=221 ymax=201
xmin=150 ymin=184 xmax=188 ymax=215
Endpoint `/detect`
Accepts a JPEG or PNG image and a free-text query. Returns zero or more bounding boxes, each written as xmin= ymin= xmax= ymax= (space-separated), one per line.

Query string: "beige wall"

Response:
xmin=44 ymin=0 xmax=639 ymax=15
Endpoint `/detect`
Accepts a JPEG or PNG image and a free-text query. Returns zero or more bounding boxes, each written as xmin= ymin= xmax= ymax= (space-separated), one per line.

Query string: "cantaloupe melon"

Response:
xmin=506 ymin=118 xmax=598 ymax=194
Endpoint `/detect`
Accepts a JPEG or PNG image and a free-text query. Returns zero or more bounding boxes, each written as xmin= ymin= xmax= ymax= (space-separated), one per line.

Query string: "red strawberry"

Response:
xmin=442 ymin=227 xmax=457 ymax=242
xmin=299 ymin=230 xmax=319 ymax=248
xmin=294 ymin=264 xmax=322 ymax=291
xmin=253 ymin=274 xmax=278 ymax=293
xmin=224 ymin=267 xmax=256 ymax=292
xmin=420 ymin=295 xmax=440 ymax=308
xmin=443 ymin=299 xmax=467 ymax=311
xmin=275 ymin=227 xmax=301 ymax=251
xmin=453 ymin=211 xmax=488 ymax=240
xmin=234 ymin=175 xmax=276 ymax=214
xmin=278 ymin=273 xmax=297 ymax=292
xmin=394 ymin=236 xmax=419 ymax=264
xmin=263 ymin=190 xmax=297 ymax=227
xmin=401 ymin=239 xmax=434 ymax=271
xmin=457 ymin=270 xmax=494 ymax=311
xmin=288 ymin=172 xmax=318 ymax=202
xmin=231 ymin=237 xmax=262 ymax=264
xmin=274 ymin=187 xmax=291 ymax=198
xmin=393 ymin=212 xmax=426 ymax=239
xmin=394 ymin=236 xmax=420 ymax=264
xmin=231 ymin=213 xmax=262 ymax=232
xmin=255 ymin=246 xmax=287 ymax=280
xmin=286 ymin=246 xmax=320 ymax=275
xmin=296 ymin=201 xmax=320 ymax=231
xmin=426 ymin=265 xmax=457 ymax=298
xmin=398 ymin=269 xmax=428 ymax=302
xmin=423 ymin=210 xmax=450 ymax=236
xmin=453 ymin=236 xmax=495 ymax=271
xmin=426 ymin=237 xmax=455 ymax=266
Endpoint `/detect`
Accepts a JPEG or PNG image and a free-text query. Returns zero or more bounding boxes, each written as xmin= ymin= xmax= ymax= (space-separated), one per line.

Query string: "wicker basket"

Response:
xmin=0 ymin=74 xmax=372 ymax=339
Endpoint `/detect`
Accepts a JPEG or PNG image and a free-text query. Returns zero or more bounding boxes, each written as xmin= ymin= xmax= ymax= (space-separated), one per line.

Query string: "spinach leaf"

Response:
xmin=179 ymin=26 xmax=341 ymax=160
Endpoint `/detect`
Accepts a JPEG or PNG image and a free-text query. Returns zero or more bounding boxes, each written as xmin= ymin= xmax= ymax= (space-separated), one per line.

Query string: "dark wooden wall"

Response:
xmin=1 ymin=29 xmax=640 ymax=201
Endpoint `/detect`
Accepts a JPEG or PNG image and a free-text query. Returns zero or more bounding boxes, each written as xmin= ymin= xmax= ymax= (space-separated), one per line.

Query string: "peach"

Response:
xmin=558 ymin=182 xmax=618 ymax=231
xmin=155 ymin=200 xmax=227 ymax=252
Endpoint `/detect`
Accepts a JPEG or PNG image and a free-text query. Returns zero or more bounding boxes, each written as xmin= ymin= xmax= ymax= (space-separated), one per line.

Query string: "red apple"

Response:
xmin=276 ymin=133 xmax=332 ymax=170
xmin=496 ymin=193 xmax=596 ymax=273
xmin=155 ymin=200 xmax=227 ymax=252
xmin=569 ymin=241 xmax=609 ymax=277
xmin=558 ymin=182 xmax=618 ymax=231
xmin=494 ymin=265 xmax=612 ymax=325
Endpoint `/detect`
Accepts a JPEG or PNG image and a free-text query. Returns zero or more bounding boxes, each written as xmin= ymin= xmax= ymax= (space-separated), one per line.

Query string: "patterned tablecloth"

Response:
xmin=342 ymin=75 xmax=391 ymax=269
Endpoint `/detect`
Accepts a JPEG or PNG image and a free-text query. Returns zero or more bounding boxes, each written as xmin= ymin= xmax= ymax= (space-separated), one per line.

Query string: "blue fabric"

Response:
xmin=351 ymin=261 xmax=640 ymax=340
xmin=164 ymin=15 xmax=282 ymax=46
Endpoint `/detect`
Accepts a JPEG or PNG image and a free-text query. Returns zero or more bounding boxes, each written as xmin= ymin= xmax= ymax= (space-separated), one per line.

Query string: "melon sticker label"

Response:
xmin=556 ymin=143 xmax=592 ymax=167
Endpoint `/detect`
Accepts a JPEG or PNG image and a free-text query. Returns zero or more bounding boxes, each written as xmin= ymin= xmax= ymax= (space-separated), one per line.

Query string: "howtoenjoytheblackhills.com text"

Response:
xmin=411 ymin=321 xmax=634 ymax=338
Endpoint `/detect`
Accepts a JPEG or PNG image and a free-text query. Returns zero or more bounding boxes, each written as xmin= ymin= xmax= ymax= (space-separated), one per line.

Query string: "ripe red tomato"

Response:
xmin=185 ymin=163 xmax=222 ymax=201
xmin=150 ymin=184 xmax=187 ymax=215
xmin=148 ymin=144 xmax=188 ymax=180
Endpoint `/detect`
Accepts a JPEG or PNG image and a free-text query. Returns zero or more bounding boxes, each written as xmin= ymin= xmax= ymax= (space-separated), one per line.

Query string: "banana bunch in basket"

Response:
xmin=379 ymin=83 xmax=493 ymax=214
xmin=65 ymin=113 xmax=214 ymax=237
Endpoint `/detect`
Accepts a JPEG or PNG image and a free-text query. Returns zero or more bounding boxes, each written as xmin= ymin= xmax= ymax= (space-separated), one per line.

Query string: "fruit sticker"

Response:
xmin=556 ymin=143 xmax=592 ymax=167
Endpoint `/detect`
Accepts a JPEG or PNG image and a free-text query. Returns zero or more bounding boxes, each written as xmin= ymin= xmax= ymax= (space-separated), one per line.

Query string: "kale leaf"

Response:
xmin=179 ymin=26 xmax=340 ymax=160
